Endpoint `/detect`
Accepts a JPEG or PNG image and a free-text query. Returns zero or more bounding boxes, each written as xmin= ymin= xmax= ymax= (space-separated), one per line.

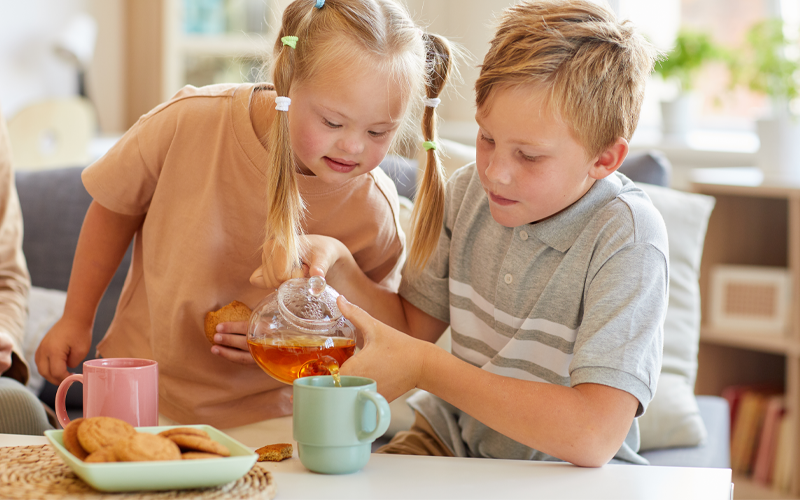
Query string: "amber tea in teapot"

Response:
xmin=248 ymin=335 xmax=355 ymax=385
xmin=247 ymin=276 xmax=357 ymax=386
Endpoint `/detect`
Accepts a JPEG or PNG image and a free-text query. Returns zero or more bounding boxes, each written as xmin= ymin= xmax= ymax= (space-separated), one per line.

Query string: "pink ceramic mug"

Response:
xmin=55 ymin=358 xmax=159 ymax=428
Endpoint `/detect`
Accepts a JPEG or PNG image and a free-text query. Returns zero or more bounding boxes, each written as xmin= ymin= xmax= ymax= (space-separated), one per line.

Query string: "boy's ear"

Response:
xmin=588 ymin=137 xmax=629 ymax=180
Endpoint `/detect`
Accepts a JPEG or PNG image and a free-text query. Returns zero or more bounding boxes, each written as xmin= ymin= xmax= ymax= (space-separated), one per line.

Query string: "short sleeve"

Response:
xmin=569 ymin=242 xmax=667 ymax=416
xmin=82 ymin=103 xmax=177 ymax=215
xmin=398 ymin=175 xmax=462 ymax=324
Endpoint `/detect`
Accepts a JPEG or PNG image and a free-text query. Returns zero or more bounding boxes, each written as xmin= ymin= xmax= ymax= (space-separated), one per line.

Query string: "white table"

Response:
xmin=1 ymin=434 xmax=733 ymax=500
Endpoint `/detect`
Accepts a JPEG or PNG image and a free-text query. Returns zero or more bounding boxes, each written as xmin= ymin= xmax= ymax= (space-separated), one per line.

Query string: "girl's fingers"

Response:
xmin=212 ymin=329 xmax=249 ymax=351
xmin=210 ymin=344 xmax=256 ymax=364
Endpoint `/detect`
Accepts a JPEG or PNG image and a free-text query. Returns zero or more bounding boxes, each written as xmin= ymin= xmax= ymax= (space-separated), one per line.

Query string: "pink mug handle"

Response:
xmin=55 ymin=374 xmax=83 ymax=428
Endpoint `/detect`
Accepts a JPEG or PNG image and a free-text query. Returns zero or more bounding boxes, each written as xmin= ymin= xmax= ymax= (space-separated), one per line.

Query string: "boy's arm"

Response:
xmin=313 ymin=235 xmax=448 ymax=342
xmin=35 ymin=201 xmax=144 ymax=384
xmin=338 ymin=297 xmax=638 ymax=468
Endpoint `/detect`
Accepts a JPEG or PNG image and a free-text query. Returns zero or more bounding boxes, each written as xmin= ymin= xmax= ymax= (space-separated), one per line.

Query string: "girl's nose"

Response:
xmin=337 ymin=135 xmax=364 ymax=155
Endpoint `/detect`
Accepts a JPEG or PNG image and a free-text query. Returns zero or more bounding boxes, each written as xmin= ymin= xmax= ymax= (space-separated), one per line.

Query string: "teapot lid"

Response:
xmin=277 ymin=276 xmax=342 ymax=324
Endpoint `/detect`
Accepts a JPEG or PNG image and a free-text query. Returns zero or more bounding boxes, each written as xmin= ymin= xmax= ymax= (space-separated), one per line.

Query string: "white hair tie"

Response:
xmin=275 ymin=96 xmax=291 ymax=112
xmin=423 ymin=97 xmax=441 ymax=108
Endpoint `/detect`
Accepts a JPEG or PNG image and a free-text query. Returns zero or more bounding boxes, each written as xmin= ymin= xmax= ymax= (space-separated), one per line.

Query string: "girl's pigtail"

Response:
xmin=407 ymin=33 xmax=453 ymax=274
xmin=263 ymin=39 xmax=305 ymax=279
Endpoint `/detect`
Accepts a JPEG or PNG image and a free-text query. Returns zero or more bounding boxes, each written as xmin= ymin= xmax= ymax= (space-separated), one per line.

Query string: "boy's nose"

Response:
xmin=484 ymin=158 xmax=512 ymax=184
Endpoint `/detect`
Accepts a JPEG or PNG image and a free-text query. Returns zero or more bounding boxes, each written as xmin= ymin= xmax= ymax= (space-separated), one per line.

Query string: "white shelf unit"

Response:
xmin=161 ymin=0 xmax=278 ymax=102
xmin=691 ymin=175 xmax=800 ymax=498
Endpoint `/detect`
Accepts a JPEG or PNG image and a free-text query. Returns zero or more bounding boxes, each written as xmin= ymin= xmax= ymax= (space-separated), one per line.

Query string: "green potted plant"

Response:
xmin=654 ymin=29 xmax=722 ymax=140
xmin=728 ymin=19 xmax=800 ymax=181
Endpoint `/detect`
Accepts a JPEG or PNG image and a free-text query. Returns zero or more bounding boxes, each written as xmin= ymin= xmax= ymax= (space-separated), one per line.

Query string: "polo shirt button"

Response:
xmin=520 ymin=231 xmax=529 ymax=241
xmin=504 ymin=273 xmax=513 ymax=284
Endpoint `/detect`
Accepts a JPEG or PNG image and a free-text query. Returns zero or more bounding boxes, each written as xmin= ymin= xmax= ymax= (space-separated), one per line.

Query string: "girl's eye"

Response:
xmin=323 ymin=119 xmax=341 ymax=129
xmin=480 ymin=133 xmax=495 ymax=144
xmin=368 ymin=130 xmax=389 ymax=138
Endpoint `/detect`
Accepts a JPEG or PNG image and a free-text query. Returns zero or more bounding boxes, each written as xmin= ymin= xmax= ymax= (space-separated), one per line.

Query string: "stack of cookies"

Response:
xmin=62 ymin=417 xmax=231 ymax=463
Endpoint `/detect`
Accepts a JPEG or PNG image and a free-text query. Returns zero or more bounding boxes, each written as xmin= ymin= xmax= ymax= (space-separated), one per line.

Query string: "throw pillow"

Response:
xmin=636 ymin=182 xmax=716 ymax=450
xmin=22 ymin=286 xmax=67 ymax=396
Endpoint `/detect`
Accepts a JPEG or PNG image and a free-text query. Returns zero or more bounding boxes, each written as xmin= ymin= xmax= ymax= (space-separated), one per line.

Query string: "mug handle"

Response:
xmin=356 ymin=390 xmax=391 ymax=442
xmin=55 ymin=374 xmax=83 ymax=428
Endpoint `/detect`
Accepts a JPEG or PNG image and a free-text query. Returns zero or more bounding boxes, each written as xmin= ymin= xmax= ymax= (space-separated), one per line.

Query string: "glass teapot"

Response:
xmin=247 ymin=276 xmax=357 ymax=385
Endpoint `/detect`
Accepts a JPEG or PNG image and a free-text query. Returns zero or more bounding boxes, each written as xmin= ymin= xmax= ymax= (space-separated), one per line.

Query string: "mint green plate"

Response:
xmin=44 ymin=425 xmax=257 ymax=492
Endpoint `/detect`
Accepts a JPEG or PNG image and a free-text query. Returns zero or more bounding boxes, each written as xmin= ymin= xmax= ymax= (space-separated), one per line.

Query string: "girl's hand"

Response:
xmin=250 ymin=235 xmax=350 ymax=289
xmin=0 ymin=332 xmax=13 ymax=374
xmin=337 ymin=296 xmax=427 ymax=402
xmin=210 ymin=321 xmax=255 ymax=365
xmin=35 ymin=317 xmax=93 ymax=385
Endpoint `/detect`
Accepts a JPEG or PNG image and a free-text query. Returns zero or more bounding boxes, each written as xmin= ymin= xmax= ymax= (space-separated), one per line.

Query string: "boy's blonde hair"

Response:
xmin=475 ymin=0 xmax=657 ymax=159
xmin=262 ymin=0 xmax=454 ymax=277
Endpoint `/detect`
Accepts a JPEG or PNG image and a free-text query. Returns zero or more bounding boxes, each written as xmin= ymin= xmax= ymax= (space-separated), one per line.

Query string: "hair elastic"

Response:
xmin=423 ymin=141 xmax=437 ymax=151
xmin=423 ymin=97 xmax=441 ymax=108
xmin=275 ymin=96 xmax=291 ymax=112
xmin=315 ymin=0 xmax=325 ymax=8
xmin=281 ymin=36 xmax=298 ymax=49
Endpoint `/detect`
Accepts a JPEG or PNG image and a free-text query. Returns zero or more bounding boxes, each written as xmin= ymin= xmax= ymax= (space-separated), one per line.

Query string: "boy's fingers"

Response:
xmin=336 ymin=296 xmax=377 ymax=339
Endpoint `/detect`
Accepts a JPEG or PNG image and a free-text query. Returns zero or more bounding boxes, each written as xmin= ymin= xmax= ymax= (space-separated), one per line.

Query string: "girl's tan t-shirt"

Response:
xmin=83 ymin=83 xmax=405 ymax=428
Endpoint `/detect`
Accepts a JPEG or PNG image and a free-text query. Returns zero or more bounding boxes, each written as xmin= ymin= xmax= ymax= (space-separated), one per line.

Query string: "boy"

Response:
xmin=266 ymin=0 xmax=666 ymax=466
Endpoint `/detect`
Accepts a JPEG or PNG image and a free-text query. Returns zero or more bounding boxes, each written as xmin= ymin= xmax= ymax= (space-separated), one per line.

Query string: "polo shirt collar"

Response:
xmin=528 ymin=173 xmax=625 ymax=253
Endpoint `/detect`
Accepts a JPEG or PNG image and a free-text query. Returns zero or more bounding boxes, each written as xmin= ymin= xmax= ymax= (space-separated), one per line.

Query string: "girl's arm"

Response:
xmin=35 ymin=201 xmax=144 ymax=384
xmin=338 ymin=297 xmax=638 ymax=468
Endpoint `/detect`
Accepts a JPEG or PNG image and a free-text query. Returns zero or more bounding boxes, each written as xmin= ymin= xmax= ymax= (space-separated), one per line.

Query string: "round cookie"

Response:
xmin=181 ymin=451 xmax=223 ymax=460
xmin=167 ymin=434 xmax=231 ymax=457
xmin=85 ymin=446 xmax=118 ymax=463
xmin=157 ymin=427 xmax=210 ymax=439
xmin=62 ymin=418 xmax=89 ymax=460
xmin=77 ymin=417 xmax=136 ymax=453
xmin=113 ymin=433 xmax=182 ymax=462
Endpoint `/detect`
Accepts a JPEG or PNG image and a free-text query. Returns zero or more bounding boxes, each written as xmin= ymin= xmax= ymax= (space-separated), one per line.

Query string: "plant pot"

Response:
xmin=756 ymin=115 xmax=800 ymax=182
xmin=660 ymin=92 xmax=697 ymax=141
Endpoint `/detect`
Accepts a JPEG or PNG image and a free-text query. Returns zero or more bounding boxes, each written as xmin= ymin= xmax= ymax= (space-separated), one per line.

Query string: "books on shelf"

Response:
xmin=773 ymin=412 xmax=795 ymax=493
xmin=751 ymin=395 xmax=785 ymax=485
xmin=722 ymin=384 xmax=787 ymax=486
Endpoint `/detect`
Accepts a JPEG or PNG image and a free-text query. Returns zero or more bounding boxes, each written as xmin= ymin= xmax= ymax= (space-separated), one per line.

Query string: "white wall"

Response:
xmin=403 ymin=0 xmax=680 ymax=144
xmin=0 ymin=0 xmax=125 ymax=133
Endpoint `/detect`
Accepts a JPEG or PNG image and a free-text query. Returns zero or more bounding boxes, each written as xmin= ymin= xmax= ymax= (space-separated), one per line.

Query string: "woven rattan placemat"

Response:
xmin=0 ymin=445 xmax=276 ymax=500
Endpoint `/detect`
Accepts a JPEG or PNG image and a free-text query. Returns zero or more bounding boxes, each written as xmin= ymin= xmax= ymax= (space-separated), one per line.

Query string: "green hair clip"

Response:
xmin=281 ymin=36 xmax=299 ymax=49
xmin=423 ymin=141 xmax=438 ymax=151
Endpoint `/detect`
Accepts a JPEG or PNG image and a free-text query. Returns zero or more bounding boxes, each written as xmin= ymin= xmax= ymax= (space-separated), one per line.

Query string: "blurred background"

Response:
xmin=0 ymin=0 xmax=795 ymax=186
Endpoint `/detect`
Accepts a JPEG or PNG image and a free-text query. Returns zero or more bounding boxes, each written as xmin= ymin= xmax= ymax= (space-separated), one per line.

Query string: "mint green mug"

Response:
xmin=293 ymin=375 xmax=391 ymax=474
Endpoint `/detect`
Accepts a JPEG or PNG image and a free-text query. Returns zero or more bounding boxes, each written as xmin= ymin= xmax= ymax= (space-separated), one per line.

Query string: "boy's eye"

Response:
xmin=520 ymin=152 xmax=540 ymax=162
xmin=323 ymin=119 xmax=341 ymax=128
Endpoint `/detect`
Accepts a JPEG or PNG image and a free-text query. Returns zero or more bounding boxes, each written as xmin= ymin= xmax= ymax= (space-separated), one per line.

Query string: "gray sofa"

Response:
xmin=15 ymin=153 xmax=728 ymax=469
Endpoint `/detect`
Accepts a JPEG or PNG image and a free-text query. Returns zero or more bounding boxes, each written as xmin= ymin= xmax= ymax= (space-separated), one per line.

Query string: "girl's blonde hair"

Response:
xmin=475 ymin=0 xmax=657 ymax=159
xmin=262 ymin=0 xmax=454 ymax=278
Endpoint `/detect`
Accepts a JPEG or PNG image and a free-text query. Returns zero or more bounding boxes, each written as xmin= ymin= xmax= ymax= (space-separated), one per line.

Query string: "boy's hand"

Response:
xmin=35 ymin=317 xmax=93 ymax=385
xmin=337 ymin=296 xmax=427 ymax=402
xmin=210 ymin=321 xmax=256 ymax=365
xmin=250 ymin=235 xmax=349 ymax=289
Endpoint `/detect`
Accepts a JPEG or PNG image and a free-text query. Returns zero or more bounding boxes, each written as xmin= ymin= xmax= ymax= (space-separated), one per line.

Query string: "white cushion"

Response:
xmin=636 ymin=183 xmax=715 ymax=450
xmin=22 ymin=286 xmax=67 ymax=395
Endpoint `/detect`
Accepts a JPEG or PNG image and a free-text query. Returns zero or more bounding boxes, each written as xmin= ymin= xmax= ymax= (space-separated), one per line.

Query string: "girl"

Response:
xmin=35 ymin=0 xmax=454 ymax=442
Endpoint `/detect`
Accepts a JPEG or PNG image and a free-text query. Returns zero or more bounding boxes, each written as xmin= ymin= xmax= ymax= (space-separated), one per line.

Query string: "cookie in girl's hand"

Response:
xmin=204 ymin=301 xmax=252 ymax=344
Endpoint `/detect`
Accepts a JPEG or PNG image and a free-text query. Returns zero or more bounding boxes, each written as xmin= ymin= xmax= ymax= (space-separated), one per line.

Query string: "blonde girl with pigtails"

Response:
xmin=255 ymin=0 xmax=456 ymax=286
xmin=35 ymin=0 xmax=456 ymax=445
